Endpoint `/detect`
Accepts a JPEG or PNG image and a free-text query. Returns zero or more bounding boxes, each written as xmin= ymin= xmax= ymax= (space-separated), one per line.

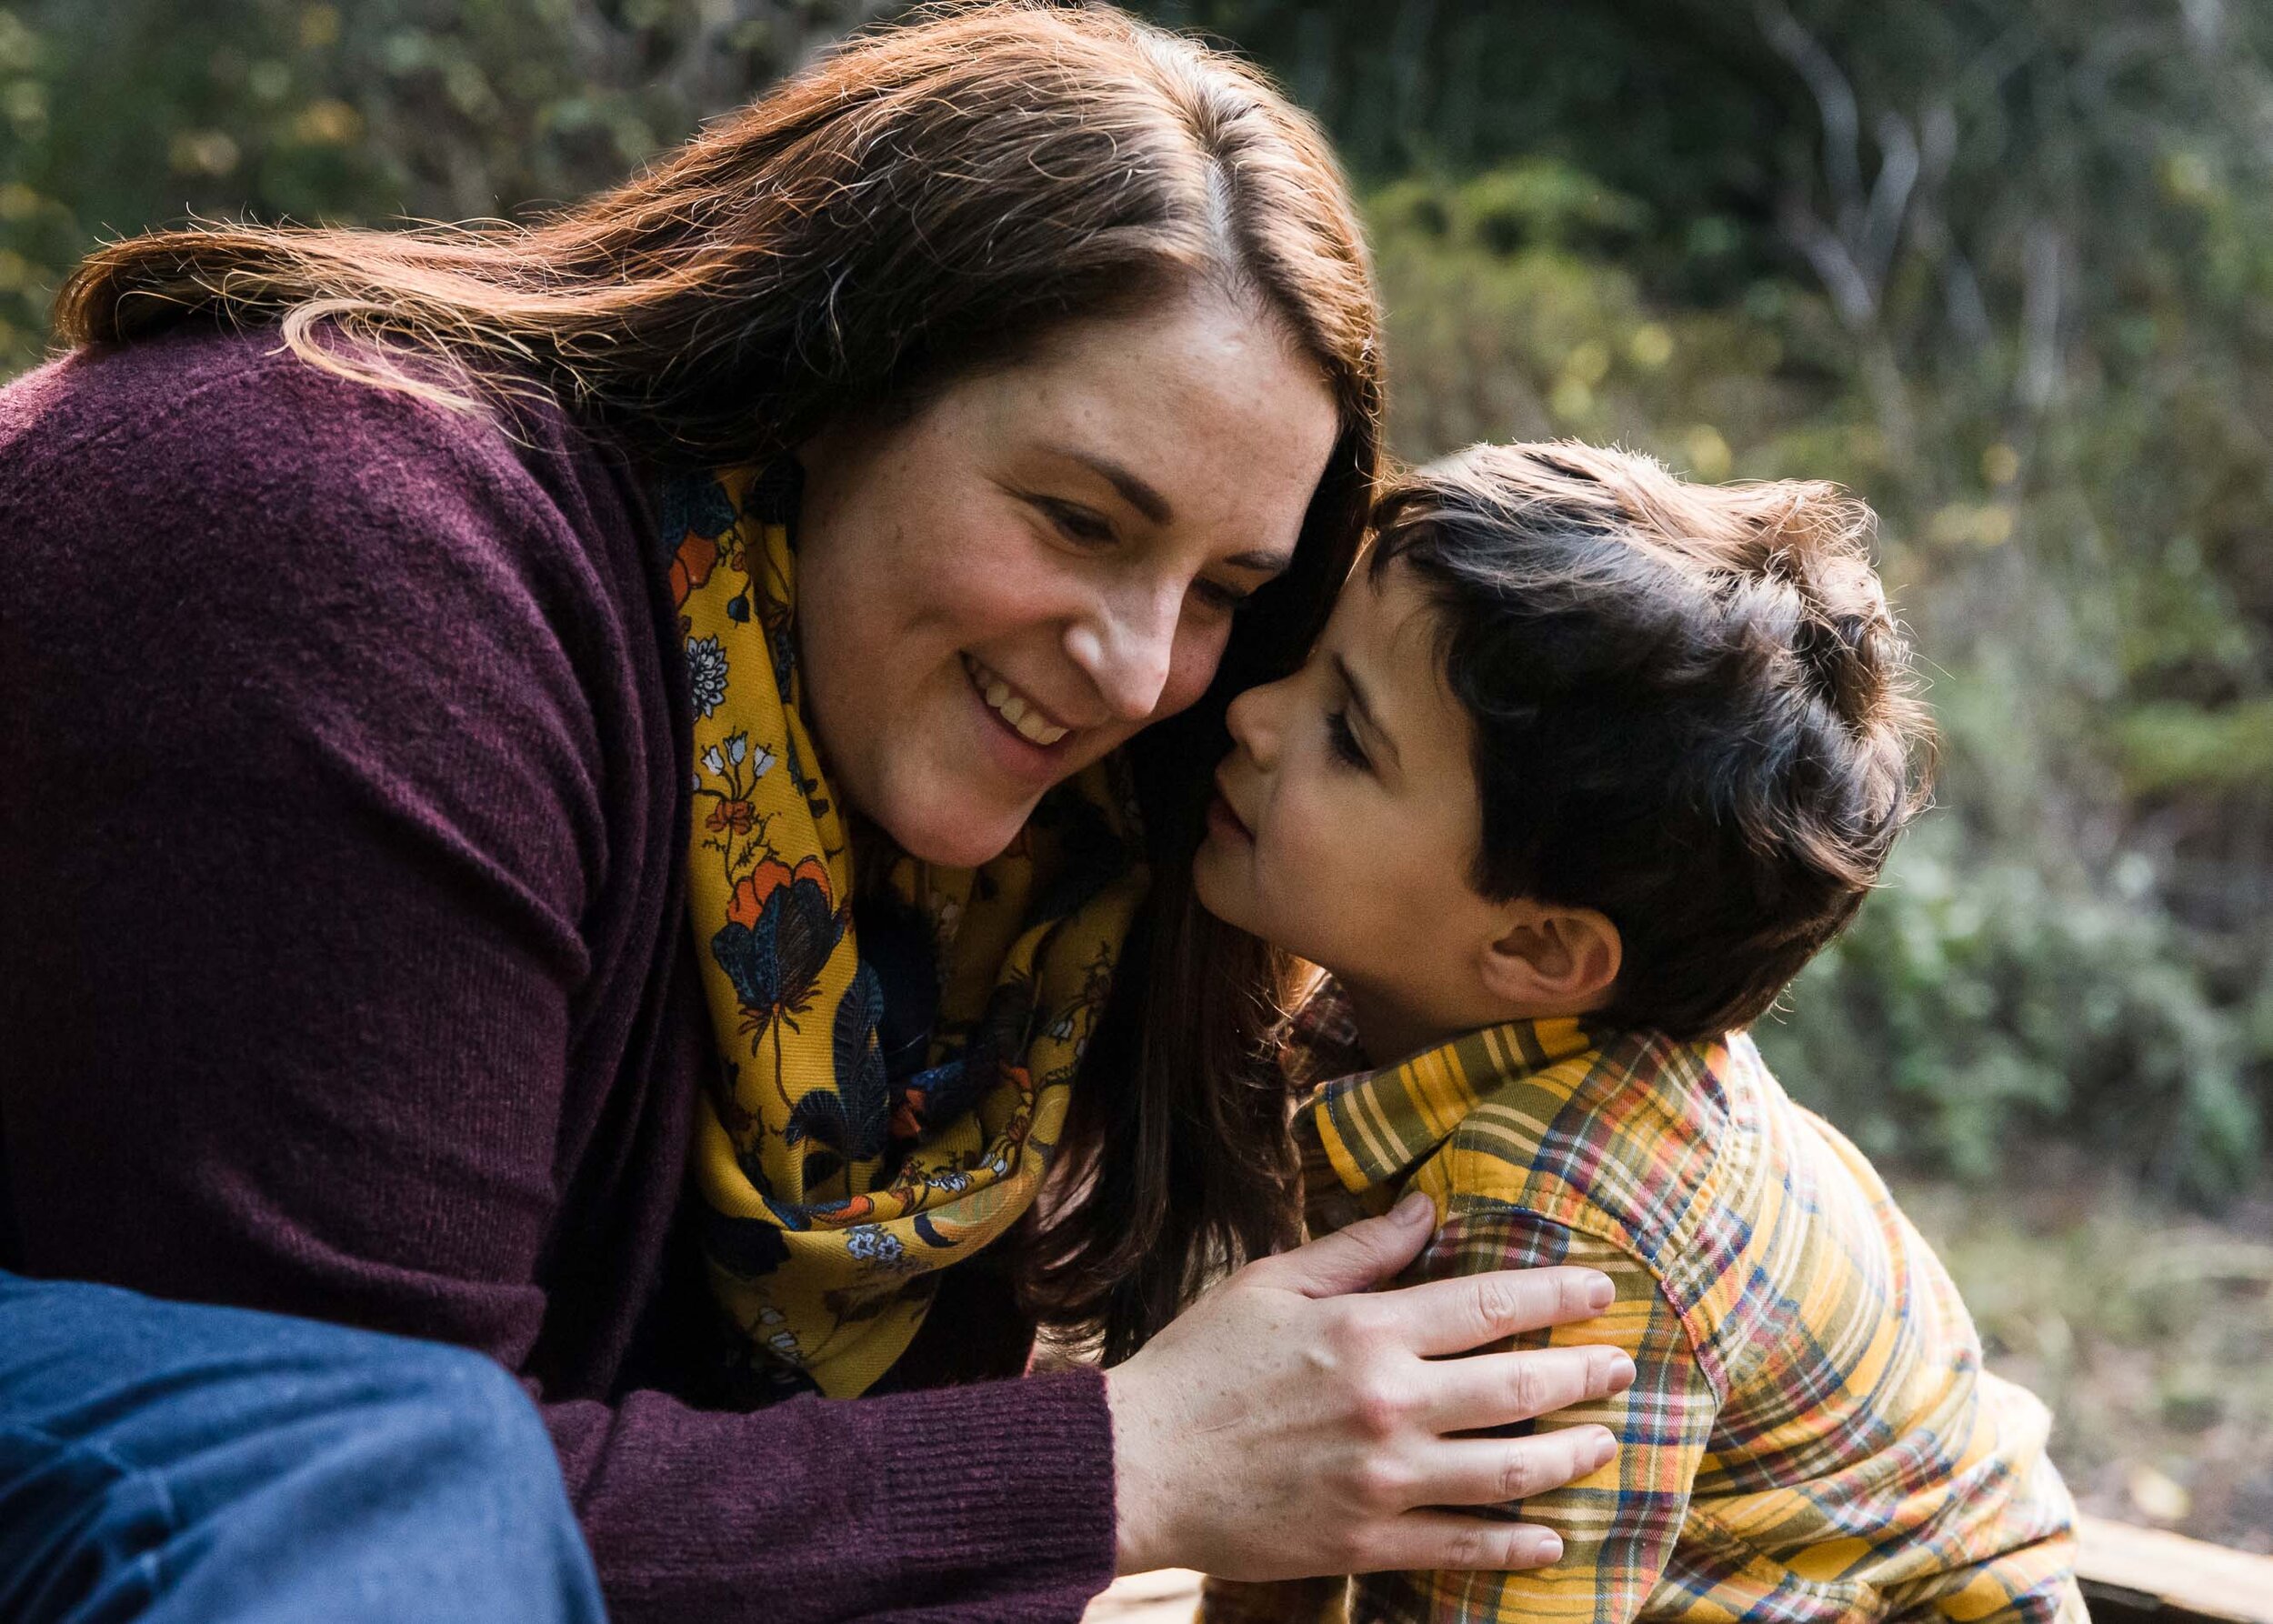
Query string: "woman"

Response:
xmin=0 ymin=5 xmax=1633 ymax=1619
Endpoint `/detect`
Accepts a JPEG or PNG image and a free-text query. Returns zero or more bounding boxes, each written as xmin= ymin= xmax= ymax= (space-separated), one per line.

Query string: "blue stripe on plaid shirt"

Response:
xmin=1200 ymin=989 xmax=2085 ymax=1624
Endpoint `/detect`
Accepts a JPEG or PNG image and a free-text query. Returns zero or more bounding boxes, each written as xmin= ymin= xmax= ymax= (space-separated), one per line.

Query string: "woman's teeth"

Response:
xmin=966 ymin=657 xmax=1069 ymax=747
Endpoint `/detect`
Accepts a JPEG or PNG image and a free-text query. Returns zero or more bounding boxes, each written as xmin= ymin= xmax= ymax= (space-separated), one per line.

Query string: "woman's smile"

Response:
xmin=963 ymin=653 xmax=1073 ymax=748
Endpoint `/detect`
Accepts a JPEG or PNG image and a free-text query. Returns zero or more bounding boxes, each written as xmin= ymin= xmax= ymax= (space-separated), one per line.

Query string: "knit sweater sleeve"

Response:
xmin=0 ymin=333 xmax=1116 ymax=1623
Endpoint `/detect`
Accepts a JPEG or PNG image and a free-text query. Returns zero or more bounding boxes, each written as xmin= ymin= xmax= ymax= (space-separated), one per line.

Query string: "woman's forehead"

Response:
xmin=973 ymin=298 xmax=1338 ymax=533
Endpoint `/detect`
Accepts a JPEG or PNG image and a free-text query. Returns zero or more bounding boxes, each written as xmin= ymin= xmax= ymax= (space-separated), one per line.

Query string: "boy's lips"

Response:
xmin=1207 ymin=775 xmax=1253 ymax=843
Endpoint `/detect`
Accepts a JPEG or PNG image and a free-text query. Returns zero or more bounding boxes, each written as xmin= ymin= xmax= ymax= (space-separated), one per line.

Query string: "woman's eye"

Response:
xmin=1192 ymin=577 xmax=1253 ymax=615
xmin=1326 ymin=707 xmax=1369 ymax=770
xmin=1036 ymin=499 xmax=1116 ymax=547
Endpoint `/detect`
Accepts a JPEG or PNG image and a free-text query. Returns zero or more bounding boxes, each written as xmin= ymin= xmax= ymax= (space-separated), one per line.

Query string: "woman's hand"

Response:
xmin=1105 ymin=1192 xmax=1634 ymax=1580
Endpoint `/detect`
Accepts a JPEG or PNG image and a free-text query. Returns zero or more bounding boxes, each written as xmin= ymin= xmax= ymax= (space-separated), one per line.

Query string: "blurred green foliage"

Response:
xmin=3 ymin=0 xmax=2268 ymax=1198
xmin=0 ymin=0 xmax=893 ymax=367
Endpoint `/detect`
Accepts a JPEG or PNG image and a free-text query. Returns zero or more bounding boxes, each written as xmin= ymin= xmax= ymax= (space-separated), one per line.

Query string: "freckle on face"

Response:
xmin=789 ymin=295 xmax=1342 ymax=868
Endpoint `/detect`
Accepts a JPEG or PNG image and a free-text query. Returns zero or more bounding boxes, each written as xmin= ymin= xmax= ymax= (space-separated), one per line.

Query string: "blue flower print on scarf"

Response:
xmin=656 ymin=471 xmax=738 ymax=552
xmin=711 ymin=855 xmax=848 ymax=1090
xmin=784 ymin=961 xmax=894 ymax=1191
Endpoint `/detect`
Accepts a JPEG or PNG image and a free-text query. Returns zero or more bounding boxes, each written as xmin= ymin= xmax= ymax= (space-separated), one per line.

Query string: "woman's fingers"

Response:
xmin=1351 ymin=1509 xmax=1571 ymax=1576
xmin=1104 ymin=1206 xmax=1630 ymax=1580
xmin=1410 ymin=1344 xmax=1636 ymax=1433
xmin=1246 ymin=1202 xmax=1620 ymax=1355
xmin=1345 ymin=1429 xmax=1617 ymax=1574
xmin=1242 ymin=1191 xmax=1438 ymax=1298
xmin=1376 ymin=1265 xmax=1617 ymax=1357
xmin=1412 ymin=1425 xmax=1619 ymax=1514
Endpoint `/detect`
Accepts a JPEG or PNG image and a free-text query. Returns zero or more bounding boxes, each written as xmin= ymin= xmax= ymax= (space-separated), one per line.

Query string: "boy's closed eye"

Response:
xmin=1328 ymin=650 xmax=1399 ymax=778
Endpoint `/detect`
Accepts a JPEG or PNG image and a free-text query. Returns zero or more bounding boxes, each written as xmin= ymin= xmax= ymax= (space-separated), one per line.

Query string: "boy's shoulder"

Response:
xmin=1430 ymin=1028 xmax=1953 ymax=1397
xmin=1425 ymin=1025 xmax=1751 ymax=1266
xmin=1288 ymin=991 xmax=1765 ymax=1274
xmin=1287 ymin=986 xmax=1861 ymax=1303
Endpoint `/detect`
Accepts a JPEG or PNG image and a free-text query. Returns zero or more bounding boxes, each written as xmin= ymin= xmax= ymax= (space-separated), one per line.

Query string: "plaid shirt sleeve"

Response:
xmin=1347 ymin=1203 xmax=1717 ymax=1624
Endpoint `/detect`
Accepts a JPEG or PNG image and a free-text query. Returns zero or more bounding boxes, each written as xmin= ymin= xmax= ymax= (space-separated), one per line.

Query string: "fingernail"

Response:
xmin=1599 ymin=1351 xmax=1637 ymax=1391
xmin=1587 ymin=1430 xmax=1617 ymax=1472
xmin=1392 ymin=1191 xmax=1433 ymax=1226
xmin=1534 ymin=1532 xmax=1564 ymax=1567
xmin=1585 ymin=1275 xmax=1616 ymax=1310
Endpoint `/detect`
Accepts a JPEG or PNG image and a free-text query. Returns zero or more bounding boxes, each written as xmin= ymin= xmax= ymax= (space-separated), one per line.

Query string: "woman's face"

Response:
xmin=793 ymin=294 xmax=1342 ymax=867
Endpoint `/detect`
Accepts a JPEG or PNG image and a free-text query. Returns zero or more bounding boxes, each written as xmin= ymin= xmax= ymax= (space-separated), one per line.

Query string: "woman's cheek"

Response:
xmin=924 ymin=511 xmax=1062 ymax=624
xmin=1159 ymin=617 xmax=1236 ymax=719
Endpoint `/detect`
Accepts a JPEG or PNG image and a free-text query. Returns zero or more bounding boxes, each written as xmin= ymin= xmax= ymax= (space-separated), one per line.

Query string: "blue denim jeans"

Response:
xmin=0 ymin=1272 xmax=608 ymax=1623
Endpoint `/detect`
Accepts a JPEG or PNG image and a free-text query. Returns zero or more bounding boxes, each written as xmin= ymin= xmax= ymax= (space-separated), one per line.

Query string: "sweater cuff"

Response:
xmin=856 ymin=1364 xmax=1117 ymax=1614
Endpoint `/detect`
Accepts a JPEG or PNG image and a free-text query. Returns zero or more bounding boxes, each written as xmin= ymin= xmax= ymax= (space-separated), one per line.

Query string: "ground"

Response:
xmin=1890 ymin=1157 xmax=2273 ymax=1553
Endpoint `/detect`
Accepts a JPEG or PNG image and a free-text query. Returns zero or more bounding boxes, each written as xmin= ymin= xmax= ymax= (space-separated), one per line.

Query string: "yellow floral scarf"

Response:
xmin=662 ymin=463 xmax=1147 ymax=1398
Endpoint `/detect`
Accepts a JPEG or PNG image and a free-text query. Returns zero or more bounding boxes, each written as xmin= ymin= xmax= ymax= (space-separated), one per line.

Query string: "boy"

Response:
xmin=1194 ymin=443 xmax=2084 ymax=1622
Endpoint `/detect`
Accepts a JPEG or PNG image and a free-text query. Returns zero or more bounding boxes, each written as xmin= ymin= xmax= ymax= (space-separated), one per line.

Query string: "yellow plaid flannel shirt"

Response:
xmin=1204 ymin=991 xmax=2086 ymax=1623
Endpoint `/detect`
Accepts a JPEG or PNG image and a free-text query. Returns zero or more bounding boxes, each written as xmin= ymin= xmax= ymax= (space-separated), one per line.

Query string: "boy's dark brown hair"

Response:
xmin=1371 ymin=440 xmax=1935 ymax=1042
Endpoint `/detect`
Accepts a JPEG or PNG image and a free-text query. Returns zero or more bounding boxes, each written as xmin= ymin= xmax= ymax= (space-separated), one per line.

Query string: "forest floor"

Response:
xmin=1890 ymin=1155 xmax=2273 ymax=1553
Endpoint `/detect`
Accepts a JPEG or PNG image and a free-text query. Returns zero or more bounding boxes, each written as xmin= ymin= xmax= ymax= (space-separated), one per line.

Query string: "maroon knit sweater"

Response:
xmin=0 ymin=326 xmax=1117 ymax=1623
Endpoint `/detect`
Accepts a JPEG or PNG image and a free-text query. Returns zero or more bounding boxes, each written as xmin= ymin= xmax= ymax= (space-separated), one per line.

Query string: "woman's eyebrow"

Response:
xmin=1037 ymin=443 xmax=1292 ymax=574
xmin=1042 ymin=443 xmax=1174 ymax=525
xmin=1224 ymin=546 xmax=1295 ymax=576
xmin=1332 ymin=650 xmax=1401 ymax=772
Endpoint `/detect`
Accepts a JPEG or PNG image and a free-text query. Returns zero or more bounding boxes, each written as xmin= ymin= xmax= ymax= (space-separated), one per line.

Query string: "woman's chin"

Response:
xmin=869 ymin=794 xmax=1036 ymax=869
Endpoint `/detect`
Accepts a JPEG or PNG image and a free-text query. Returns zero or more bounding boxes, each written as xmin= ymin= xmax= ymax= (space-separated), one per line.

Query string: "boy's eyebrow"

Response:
xmin=1333 ymin=651 xmax=1402 ymax=771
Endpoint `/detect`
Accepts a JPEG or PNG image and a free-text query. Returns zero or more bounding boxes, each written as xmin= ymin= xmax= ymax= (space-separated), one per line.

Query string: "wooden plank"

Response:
xmin=2077 ymin=1514 xmax=2273 ymax=1624
xmin=1085 ymin=1519 xmax=2273 ymax=1623
xmin=1084 ymin=1569 xmax=1202 ymax=1622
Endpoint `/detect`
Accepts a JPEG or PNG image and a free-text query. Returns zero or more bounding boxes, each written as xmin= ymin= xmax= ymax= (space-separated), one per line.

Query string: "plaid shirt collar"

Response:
xmin=1287 ymin=979 xmax=1597 ymax=1198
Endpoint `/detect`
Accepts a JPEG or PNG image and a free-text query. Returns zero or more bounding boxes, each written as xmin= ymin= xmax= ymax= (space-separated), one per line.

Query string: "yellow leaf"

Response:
xmin=2126 ymin=1463 xmax=2191 ymax=1524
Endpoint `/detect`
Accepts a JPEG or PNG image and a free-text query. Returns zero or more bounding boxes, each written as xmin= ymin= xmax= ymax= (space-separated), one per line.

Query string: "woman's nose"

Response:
xmin=1066 ymin=581 xmax=1180 ymax=724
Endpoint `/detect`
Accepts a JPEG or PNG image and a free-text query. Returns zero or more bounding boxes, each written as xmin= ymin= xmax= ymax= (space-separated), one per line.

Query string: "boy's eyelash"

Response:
xmin=1326 ymin=707 xmax=1369 ymax=769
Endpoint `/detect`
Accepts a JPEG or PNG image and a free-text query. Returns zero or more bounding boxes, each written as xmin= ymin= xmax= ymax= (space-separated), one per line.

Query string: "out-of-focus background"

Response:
xmin=5 ymin=0 xmax=2267 ymax=1549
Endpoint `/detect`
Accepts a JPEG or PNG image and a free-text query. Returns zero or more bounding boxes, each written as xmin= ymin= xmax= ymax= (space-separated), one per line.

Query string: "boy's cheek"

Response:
xmin=1196 ymin=833 xmax=1302 ymax=956
xmin=1190 ymin=842 xmax=1256 ymax=934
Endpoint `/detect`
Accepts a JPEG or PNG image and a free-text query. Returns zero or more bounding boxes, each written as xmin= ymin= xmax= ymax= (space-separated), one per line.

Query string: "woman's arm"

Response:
xmin=0 ymin=336 xmax=1119 ymax=1623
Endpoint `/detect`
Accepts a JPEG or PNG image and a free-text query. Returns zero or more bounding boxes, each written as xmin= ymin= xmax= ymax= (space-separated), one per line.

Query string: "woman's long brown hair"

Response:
xmin=56 ymin=1 xmax=1381 ymax=1359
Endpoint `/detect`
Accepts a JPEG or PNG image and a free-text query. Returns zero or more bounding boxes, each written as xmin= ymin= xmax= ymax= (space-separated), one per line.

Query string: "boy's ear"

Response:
xmin=1477 ymin=901 xmax=1623 ymax=1016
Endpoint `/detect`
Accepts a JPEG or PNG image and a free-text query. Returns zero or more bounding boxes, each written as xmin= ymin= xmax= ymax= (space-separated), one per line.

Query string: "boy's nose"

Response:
xmin=1225 ymin=676 xmax=1286 ymax=767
